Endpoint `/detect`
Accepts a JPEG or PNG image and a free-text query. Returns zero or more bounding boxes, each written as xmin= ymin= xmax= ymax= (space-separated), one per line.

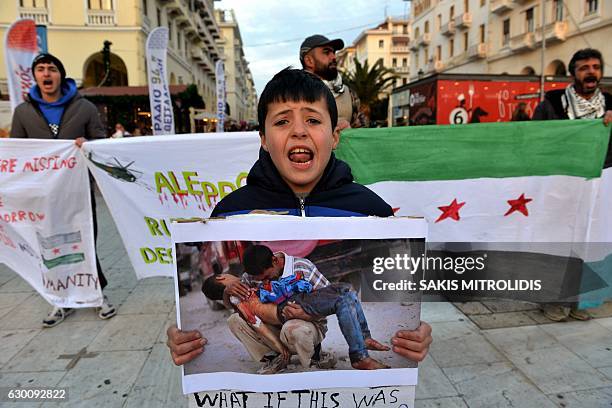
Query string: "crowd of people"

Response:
xmin=7 ymin=30 xmax=612 ymax=406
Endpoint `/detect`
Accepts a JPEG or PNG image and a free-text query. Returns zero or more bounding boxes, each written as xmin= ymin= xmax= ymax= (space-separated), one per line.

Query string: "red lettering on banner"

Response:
xmin=0 ymin=159 xmax=18 ymax=173
xmin=0 ymin=211 xmax=46 ymax=223
xmin=21 ymin=156 xmax=77 ymax=172
xmin=42 ymin=273 xmax=99 ymax=291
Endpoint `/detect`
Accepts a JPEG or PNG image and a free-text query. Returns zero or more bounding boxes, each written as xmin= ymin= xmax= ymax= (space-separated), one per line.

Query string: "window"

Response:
xmin=403 ymin=78 xmax=407 ymax=85
xmin=156 ymin=7 xmax=161 ymax=26
xmin=425 ymin=21 xmax=430 ymax=33
xmin=463 ymin=32 xmax=468 ymax=51
xmin=526 ymin=8 xmax=535 ymax=32
xmin=88 ymin=0 xmax=113 ymax=10
xmin=415 ymin=27 xmax=420 ymax=39
xmin=464 ymin=0 xmax=469 ymax=13
xmin=480 ymin=24 xmax=485 ymax=43
xmin=403 ymin=24 xmax=408 ymax=34
xmin=402 ymin=58 xmax=408 ymax=67
xmin=177 ymin=31 xmax=182 ymax=50
xmin=437 ymin=14 xmax=442 ymax=30
xmin=168 ymin=19 xmax=173 ymax=41
xmin=450 ymin=6 xmax=455 ymax=20
xmin=503 ymin=18 xmax=510 ymax=45
xmin=554 ymin=0 xmax=564 ymax=21
xmin=586 ymin=0 xmax=598 ymax=15
xmin=379 ymin=40 xmax=384 ymax=48
xmin=143 ymin=0 xmax=148 ymax=16
xmin=450 ymin=38 xmax=454 ymax=57
xmin=20 ymin=0 xmax=47 ymax=7
xmin=392 ymin=58 xmax=397 ymax=67
xmin=423 ymin=48 xmax=428 ymax=64
xmin=436 ymin=45 xmax=442 ymax=61
xmin=480 ymin=0 xmax=485 ymax=7
xmin=415 ymin=50 xmax=420 ymax=68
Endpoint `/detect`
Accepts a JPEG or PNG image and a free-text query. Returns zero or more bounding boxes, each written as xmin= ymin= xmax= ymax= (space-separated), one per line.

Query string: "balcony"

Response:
xmin=165 ymin=0 xmax=187 ymax=15
xmin=427 ymin=60 xmax=445 ymax=72
xmin=455 ymin=12 xmax=472 ymax=29
xmin=392 ymin=31 xmax=411 ymax=41
xmin=394 ymin=66 xmax=410 ymax=74
xmin=19 ymin=7 xmax=49 ymax=24
xmin=191 ymin=48 xmax=204 ymax=62
xmin=391 ymin=45 xmax=410 ymax=53
xmin=409 ymin=42 xmax=420 ymax=51
xmin=547 ymin=20 xmax=568 ymax=43
xmin=513 ymin=0 xmax=530 ymax=3
xmin=418 ymin=33 xmax=432 ymax=46
xmin=491 ymin=0 xmax=514 ymax=14
xmin=510 ymin=31 xmax=535 ymax=52
xmin=441 ymin=21 xmax=455 ymax=36
xmin=87 ymin=9 xmax=115 ymax=26
xmin=467 ymin=42 xmax=488 ymax=59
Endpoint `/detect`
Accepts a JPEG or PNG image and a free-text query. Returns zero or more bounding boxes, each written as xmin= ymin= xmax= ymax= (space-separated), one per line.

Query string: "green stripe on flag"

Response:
xmin=42 ymin=253 xmax=85 ymax=269
xmin=336 ymin=120 xmax=610 ymax=184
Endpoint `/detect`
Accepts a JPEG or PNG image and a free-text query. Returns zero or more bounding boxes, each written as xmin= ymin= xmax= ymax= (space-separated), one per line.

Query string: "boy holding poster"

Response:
xmin=166 ymin=68 xmax=431 ymax=380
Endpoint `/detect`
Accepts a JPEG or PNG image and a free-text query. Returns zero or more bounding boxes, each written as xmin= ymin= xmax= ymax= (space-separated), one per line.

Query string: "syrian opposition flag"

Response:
xmin=4 ymin=19 xmax=37 ymax=113
xmin=337 ymin=120 xmax=611 ymax=303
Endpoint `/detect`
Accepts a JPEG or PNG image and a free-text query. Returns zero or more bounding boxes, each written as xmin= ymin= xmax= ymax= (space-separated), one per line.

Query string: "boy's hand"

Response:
xmin=166 ymin=325 xmax=207 ymax=365
xmin=603 ymin=110 xmax=612 ymax=126
xmin=74 ymin=137 xmax=86 ymax=148
xmin=281 ymin=303 xmax=313 ymax=321
xmin=226 ymin=281 xmax=251 ymax=300
xmin=391 ymin=321 xmax=432 ymax=362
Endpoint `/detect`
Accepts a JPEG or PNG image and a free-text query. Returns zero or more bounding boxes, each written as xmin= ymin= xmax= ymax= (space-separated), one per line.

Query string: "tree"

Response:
xmin=341 ymin=58 xmax=397 ymax=123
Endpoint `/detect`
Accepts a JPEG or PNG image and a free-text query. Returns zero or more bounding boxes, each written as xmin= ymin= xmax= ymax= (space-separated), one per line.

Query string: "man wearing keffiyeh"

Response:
xmin=533 ymin=48 xmax=612 ymax=322
xmin=533 ymin=48 xmax=612 ymax=124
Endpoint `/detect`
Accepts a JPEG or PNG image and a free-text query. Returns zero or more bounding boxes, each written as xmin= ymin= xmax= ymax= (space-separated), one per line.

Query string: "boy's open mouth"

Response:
xmin=288 ymin=147 xmax=313 ymax=164
xmin=43 ymin=80 xmax=53 ymax=86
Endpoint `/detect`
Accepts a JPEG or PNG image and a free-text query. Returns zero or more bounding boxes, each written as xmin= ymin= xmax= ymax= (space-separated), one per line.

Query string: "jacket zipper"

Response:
xmin=298 ymin=196 xmax=306 ymax=217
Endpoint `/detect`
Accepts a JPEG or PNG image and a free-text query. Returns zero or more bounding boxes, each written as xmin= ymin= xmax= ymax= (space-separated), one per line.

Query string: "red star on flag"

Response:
xmin=435 ymin=199 xmax=465 ymax=223
xmin=52 ymin=248 xmax=61 ymax=255
xmin=392 ymin=207 xmax=400 ymax=215
xmin=72 ymin=245 xmax=79 ymax=250
xmin=505 ymin=193 xmax=532 ymax=217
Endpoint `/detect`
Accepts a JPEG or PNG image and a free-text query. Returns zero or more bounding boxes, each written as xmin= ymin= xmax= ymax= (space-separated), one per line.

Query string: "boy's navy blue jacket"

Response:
xmin=211 ymin=148 xmax=393 ymax=217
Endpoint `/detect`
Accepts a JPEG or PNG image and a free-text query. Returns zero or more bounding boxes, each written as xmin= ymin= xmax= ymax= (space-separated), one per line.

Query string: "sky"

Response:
xmin=216 ymin=0 xmax=411 ymax=96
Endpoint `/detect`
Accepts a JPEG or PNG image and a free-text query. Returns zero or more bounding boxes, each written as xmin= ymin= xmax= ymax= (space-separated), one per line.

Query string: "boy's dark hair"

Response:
xmin=242 ymin=245 xmax=274 ymax=276
xmin=257 ymin=68 xmax=338 ymax=134
xmin=202 ymin=276 xmax=225 ymax=301
xmin=569 ymin=48 xmax=604 ymax=76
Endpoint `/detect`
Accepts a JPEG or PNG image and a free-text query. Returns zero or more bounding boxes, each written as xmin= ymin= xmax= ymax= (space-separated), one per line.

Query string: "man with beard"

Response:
xmin=533 ymin=48 xmax=612 ymax=122
xmin=533 ymin=48 xmax=612 ymax=322
xmin=300 ymin=35 xmax=366 ymax=129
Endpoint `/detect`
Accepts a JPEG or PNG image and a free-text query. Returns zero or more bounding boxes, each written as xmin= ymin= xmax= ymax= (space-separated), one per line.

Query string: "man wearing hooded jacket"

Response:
xmin=11 ymin=53 xmax=116 ymax=327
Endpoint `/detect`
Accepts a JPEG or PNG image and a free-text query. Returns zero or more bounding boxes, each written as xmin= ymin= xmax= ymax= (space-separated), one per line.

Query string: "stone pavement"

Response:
xmin=0 ymin=193 xmax=611 ymax=407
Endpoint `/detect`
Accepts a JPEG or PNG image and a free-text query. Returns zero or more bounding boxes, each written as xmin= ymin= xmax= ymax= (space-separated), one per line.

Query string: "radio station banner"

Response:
xmin=146 ymin=27 xmax=175 ymax=135
xmin=82 ymin=133 xmax=260 ymax=278
xmin=0 ymin=139 xmax=101 ymax=308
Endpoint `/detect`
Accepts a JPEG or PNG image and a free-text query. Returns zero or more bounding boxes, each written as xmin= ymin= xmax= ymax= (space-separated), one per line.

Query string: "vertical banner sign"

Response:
xmin=146 ymin=27 xmax=175 ymax=135
xmin=0 ymin=139 xmax=102 ymax=308
xmin=4 ymin=19 xmax=37 ymax=113
xmin=215 ymin=60 xmax=225 ymax=133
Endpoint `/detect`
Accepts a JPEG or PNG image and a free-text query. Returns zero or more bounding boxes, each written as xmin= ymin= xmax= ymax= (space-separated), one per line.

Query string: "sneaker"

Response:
xmin=311 ymin=350 xmax=337 ymax=369
xmin=569 ymin=307 xmax=592 ymax=321
xmin=42 ymin=307 xmax=74 ymax=328
xmin=257 ymin=354 xmax=287 ymax=374
xmin=97 ymin=295 xmax=117 ymax=320
xmin=542 ymin=304 xmax=569 ymax=322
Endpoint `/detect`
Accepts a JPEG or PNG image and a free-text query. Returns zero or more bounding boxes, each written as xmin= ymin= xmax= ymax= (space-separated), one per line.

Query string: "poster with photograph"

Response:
xmin=170 ymin=215 xmax=426 ymax=395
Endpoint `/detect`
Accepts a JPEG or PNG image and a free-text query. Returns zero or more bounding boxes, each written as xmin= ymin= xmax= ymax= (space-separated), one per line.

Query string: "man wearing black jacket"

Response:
xmin=10 ymin=53 xmax=116 ymax=327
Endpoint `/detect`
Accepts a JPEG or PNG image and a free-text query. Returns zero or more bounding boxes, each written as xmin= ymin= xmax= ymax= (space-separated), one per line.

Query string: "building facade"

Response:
xmin=0 ymin=0 xmax=233 ymax=119
xmin=409 ymin=0 xmax=612 ymax=80
xmin=215 ymin=9 xmax=257 ymax=124
xmin=338 ymin=17 xmax=412 ymax=88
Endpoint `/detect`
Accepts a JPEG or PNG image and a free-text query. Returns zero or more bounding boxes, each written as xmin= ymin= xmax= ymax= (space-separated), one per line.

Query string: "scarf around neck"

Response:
xmin=323 ymin=75 xmax=345 ymax=98
xmin=563 ymin=84 xmax=606 ymax=120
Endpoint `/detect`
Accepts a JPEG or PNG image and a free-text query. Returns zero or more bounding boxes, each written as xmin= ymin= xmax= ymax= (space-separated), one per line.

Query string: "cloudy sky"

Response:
xmin=216 ymin=0 xmax=411 ymax=96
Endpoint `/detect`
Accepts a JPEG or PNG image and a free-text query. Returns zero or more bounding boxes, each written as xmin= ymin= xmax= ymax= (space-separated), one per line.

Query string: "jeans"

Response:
xmin=286 ymin=283 xmax=371 ymax=363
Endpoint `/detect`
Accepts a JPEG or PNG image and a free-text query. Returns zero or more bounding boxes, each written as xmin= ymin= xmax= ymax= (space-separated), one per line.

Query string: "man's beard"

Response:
xmin=575 ymin=75 xmax=600 ymax=95
xmin=314 ymin=62 xmax=338 ymax=81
